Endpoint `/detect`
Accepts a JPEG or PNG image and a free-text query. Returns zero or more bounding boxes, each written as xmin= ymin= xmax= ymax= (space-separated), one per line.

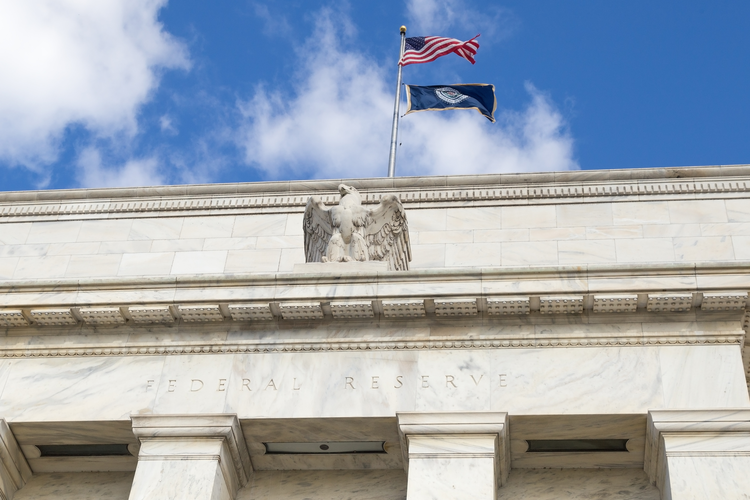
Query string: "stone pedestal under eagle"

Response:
xmin=303 ymin=184 xmax=411 ymax=271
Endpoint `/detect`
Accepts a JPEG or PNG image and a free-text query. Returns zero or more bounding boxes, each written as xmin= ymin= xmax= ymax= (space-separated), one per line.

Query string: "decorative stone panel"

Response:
xmin=434 ymin=299 xmax=478 ymax=316
xmin=647 ymin=294 xmax=692 ymax=313
xmin=701 ymin=293 xmax=748 ymax=311
xmin=30 ymin=308 xmax=77 ymax=326
xmin=279 ymin=302 xmax=324 ymax=320
xmin=330 ymin=301 xmax=374 ymax=319
xmin=228 ymin=304 xmax=274 ymax=321
xmin=79 ymin=307 xmax=126 ymax=325
xmin=593 ymin=295 xmax=638 ymax=313
xmin=382 ymin=300 xmax=426 ymax=318
xmin=128 ymin=306 xmax=175 ymax=324
xmin=486 ymin=298 xmax=530 ymax=315
xmin=178 ymin=305 xmax=224 ymax=322
xmin=540 ymin=296 xmax=584 ymax=315
xmin=0 ymin=309 xmax=29 ymax=327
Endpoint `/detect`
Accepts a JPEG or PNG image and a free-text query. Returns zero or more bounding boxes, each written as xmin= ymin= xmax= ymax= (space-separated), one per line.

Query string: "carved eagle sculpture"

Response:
xmin=303 ymin=184 xmax=411 ymax=271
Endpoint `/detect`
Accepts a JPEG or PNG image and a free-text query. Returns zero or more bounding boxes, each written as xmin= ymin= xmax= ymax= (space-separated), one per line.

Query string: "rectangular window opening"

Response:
xmin=264 ymin=441 xmax=386 ymax=455
xmin=526 ymin=439 xmax=629 ymax=453
xmin=37 ymin=444 xmax=132 ymax=457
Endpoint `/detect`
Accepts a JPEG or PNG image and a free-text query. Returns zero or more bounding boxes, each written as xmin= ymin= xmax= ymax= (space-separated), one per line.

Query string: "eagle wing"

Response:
xmin=303 ymin=196 xmax=333 ymax=263
xmin=365 ymin=195 xmax=411 ymax=271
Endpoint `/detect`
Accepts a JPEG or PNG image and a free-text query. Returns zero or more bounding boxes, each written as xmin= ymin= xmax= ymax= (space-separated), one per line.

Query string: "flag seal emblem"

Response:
xmin=435 ymin=87 xmax=469 ymax=104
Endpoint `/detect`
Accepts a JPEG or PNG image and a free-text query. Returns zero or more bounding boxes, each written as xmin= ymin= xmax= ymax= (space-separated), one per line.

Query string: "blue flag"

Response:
xmin=404 ymin=84 xmax=496 ymax=122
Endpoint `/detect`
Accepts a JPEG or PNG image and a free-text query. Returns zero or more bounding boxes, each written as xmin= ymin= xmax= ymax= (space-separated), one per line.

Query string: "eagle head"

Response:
xmin=338 ymin=184 xmax=362 ymax=206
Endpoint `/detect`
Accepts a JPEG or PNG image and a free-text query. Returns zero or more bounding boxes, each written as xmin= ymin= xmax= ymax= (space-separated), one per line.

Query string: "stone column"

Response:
xmin=397 ymin=412 xmax=509 ymax=500
xmin=129 ymin=414 xmax=252 ymax=500
xmin=0 ymin=419 xmax=32 ymax=500
xmin=645 ymin=409 xmax=750 ymax=499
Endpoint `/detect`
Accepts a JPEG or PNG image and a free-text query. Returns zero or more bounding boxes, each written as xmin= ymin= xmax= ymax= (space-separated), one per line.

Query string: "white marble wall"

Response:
xmin=0 ymin=345 xmax=746 ymax=422
xmin=14 ymin=472 xmax=133 ymax=500
xmin=236 ymin=470 xmax=406 ymax=499
xmin=0 ymin=199 xmax=749 ymax=280
xmin=498 ymin=468 xmax=659 ymax=499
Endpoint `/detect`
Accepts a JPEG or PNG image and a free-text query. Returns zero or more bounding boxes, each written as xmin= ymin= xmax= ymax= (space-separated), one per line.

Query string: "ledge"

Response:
xmin=1 ymin=164 xmax=750 ymax=221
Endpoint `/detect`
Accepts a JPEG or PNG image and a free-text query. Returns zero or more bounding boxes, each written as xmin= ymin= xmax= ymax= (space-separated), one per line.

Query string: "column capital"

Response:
xmin=645 ymin=409 xmax=750 ymax=494
xmin=397 ymin=411 xmax=510 ymax=493
xmin=0 ymin=419 xmax=32 ymax=500
xmin=131 ymin=413 xmax=252 ymax=497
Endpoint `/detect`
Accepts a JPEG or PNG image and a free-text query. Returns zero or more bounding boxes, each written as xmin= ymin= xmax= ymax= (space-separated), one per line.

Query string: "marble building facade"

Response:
xmin=0 ymin=165 xmax=748 ymax=499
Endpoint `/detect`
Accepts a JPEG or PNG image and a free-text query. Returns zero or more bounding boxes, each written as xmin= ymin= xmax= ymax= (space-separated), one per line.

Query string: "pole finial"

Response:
xmin=400 ymin=26 xmax=407 ymax=34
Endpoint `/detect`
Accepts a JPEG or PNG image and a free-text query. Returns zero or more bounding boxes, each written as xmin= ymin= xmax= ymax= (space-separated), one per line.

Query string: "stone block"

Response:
xmin=673 ymin=236 xmax=734 ymax=261
xmin=330 ymin=301 xmax=374 ymax=319
xmin=228 ymin=304 xmax=274 ymax=321
xmin=118 ymin=252 xmax=175 ymax=276
xmin=593 ymin=295 xmax=638 ymax=313
xmin=178 ymin=305 xmax=224 ymax=322
xmin=557 ymin=203 xmax=613 ymax=227
xmin=502 ymin=205 xmax=556 ymax=229
xmin=647 ymin=293 xmax=692 ymax=312
xmin=486 ymin=297 xmax=530 ymax=315
xmin=26 ymin=221 xmax=82 ymax=244
xmin=382 ymin=300 xmax=425 ymax=318
xmin=559 ymin=240 xmax=616 ymax=264
xmin=128 ymin=218 xmax=183 ymax=240
xmin=225 ymin=249 xmax=281 ymax=273
xmin=128 ymin=306 xmax=175 ymax=324
xmin=233 ymin=214 xmax=287 ymax=237
xmin=612 ymin=201 xmax=670 ymax=225
xmin=445 ymin=243 xmax=500 ymax=267
xmin=30 ymin=308 xmax=77 ymax=326
xmin=181 ymin=215 xmax=235 ymax=239
xmin=668 ymin=200 xmax=727 ymax=223
xmin=0 ymin=309 xmax=29 ymax=327
xmin=434 ymin=299 xmax=478 ymax=316
xmin=701 ymin=293 xmax=747 ymax=311
xmin=502 ymin=241 xmax=557 ymax=266
xmin=79 ymin=307 xmax=126 ymax=325
xmin=14 ymin=255 xmax=70 ymax=279
xmin=279 ymin=302 xmax=323 ymax=320
xmin=615 ymin=239 xmax=675 ymax=263
xmin=77 ymin=220 xmax=133 ymax=242
xmin=171 ymin=251 xmax=227 ymax=275
xmin=66 ymin=254 xmax=122 ymax=278
xmin=540 ymin=296 xmax=584 ymax=314
xmin=446 ymin=207 xmax=502 ymax=230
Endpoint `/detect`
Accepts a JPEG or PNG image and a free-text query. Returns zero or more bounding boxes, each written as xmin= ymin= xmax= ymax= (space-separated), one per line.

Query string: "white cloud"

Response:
xmin=239 ymin=10 xmax=577 ymax=179
xmin=76 ymin=147 xmax=165 ymax=188
xmin=0 ymin=0 xmax=189 ymax=169
xmin=405 ymin=0 xmax=517 ymax=41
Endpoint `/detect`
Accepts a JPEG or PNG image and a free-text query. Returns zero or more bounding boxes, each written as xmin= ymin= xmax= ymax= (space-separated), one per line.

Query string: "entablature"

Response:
xmin=0 ymin=262 xmax=747 ymax=358
xmin=1 ymin=165 xmax=750 ymax=222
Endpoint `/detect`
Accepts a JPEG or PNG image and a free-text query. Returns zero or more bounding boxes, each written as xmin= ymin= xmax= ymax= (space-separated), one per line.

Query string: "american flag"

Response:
xmin=399 ymin=35 xmax=480 ymax=66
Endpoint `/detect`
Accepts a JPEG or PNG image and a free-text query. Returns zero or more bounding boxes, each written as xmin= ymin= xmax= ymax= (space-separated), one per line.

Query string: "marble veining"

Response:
xmin=14 ymin=472 xmax=133 ymax=500
xmin=236 ymin=470 xmax=406 ymax=500
xmin=499 ymin=468 xmax=659 ymax=499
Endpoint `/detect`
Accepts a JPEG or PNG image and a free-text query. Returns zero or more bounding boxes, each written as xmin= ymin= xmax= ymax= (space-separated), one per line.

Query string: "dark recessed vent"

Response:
xmin=37 ymin=444 xmax=132 ymax=457
xmin=526 ymin=439 xmax=629 ymax=453
xmin=264 ymin=441 xmax=386 ymax=455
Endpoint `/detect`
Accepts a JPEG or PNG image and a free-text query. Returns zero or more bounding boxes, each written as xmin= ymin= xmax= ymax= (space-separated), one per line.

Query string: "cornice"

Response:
xmin=0 ymin=331 xmax=743 ymax=359
xmin=1 ymin=165 xmax=750 ymax=221
xmin=0 ymin=263 xmax=747 ymax=358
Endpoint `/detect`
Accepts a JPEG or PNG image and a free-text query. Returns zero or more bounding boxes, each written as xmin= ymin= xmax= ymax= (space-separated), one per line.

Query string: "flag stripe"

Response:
xmin=399 ymin=35 xmax=480 ymax=66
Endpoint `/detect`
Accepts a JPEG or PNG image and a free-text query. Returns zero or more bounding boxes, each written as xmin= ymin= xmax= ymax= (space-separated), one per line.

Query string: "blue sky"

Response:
xmin=0 ymin=0 xmax=748 ymax=191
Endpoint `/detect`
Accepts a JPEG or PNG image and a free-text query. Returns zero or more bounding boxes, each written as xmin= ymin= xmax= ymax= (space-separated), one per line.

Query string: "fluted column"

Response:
xmin=129 ymin=414 xmax=252 ymax=500
xmin=645 ymin=409 xmax=750 ymax=499
xmin=398 ymin=412 xmax=509 ymax=500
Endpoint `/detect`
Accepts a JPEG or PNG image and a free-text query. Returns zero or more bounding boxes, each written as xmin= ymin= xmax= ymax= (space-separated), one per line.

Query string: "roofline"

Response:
xmin=2 ymin=164 xmax=749 ymax=203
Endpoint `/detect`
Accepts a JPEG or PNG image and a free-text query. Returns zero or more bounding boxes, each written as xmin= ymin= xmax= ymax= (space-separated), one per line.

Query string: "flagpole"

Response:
xmin=387 ymin=26 xmax=407 ymax=178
